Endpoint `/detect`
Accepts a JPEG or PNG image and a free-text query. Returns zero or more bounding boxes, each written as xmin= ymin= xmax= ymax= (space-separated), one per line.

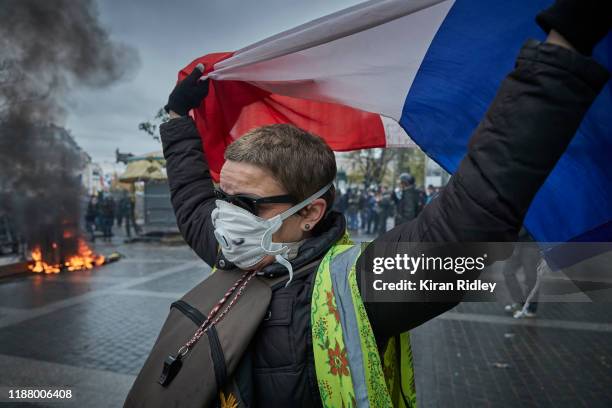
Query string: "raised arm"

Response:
xmin=360 ymin=0 xmax=611 ymax=338
xmin=160 ymin=65 xmax=218 ymax=266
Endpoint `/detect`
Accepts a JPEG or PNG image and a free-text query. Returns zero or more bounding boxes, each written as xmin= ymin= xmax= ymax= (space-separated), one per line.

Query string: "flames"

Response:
xmin=28 ymin=238 xmax=105 ymax=273
xmin=29 ymin=247 xmax=61 ymax=273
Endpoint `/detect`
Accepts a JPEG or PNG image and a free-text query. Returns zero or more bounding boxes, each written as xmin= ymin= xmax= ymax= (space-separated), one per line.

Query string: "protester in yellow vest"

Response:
xmin=155 ymin=2 xmax=610 ymax=406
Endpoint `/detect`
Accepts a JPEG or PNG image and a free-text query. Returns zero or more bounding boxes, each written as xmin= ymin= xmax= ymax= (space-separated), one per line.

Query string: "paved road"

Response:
xmin=0 ymin=234 xmax=610 ymax=407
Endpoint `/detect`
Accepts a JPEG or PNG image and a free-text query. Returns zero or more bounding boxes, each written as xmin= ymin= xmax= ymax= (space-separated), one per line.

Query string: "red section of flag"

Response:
xmin=179 ymin=54 xmax=386 ymax=181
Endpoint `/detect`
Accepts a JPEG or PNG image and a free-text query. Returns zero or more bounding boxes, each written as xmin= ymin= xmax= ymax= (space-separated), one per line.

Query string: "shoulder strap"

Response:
xmin=261 ymin=258 xmax=323 ymax=290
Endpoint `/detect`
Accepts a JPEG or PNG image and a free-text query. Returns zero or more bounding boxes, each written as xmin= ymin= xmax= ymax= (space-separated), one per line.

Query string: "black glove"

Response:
xmin=536 ymin=0 xmax=612 ymax=56
xmin=164 ymin=63 xmax=210 ymax=116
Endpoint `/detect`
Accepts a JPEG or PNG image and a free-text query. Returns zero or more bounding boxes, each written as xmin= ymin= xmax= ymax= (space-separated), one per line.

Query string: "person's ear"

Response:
xmin=299 ymin=198 xmax=327 ymax=231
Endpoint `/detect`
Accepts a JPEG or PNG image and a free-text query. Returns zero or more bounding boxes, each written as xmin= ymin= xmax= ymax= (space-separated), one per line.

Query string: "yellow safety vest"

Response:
xmin=311 ymin=244 xmax=417 ymax=408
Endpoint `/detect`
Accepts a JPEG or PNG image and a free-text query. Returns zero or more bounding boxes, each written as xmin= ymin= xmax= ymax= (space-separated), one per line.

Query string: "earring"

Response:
xmin=304 ymin=224 xmax=310 ymax=231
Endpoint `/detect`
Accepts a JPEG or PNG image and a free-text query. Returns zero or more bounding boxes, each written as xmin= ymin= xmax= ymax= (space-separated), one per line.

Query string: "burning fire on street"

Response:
xmin=0 ymin=0 xmax=139 ymax=280
xmin=28 ymin=238 xmax=106 ymax=274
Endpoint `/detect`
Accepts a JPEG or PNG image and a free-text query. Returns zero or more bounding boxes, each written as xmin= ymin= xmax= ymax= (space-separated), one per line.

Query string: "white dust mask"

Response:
xmin=211 ymin=183 xmax=332 ymax=285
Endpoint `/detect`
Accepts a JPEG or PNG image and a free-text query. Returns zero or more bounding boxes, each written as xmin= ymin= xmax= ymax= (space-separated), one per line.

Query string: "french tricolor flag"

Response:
xmin=179 ymin=0 xmax=612 ymax=243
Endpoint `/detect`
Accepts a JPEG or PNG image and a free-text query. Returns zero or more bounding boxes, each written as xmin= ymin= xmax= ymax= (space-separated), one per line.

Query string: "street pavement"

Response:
xmin=0 ymin=229 xmax=610 ymax=407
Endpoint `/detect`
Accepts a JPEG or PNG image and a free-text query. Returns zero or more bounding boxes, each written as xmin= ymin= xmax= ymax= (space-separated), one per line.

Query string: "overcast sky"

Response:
xmin=67 ymin=0 xmax=364 ymax=170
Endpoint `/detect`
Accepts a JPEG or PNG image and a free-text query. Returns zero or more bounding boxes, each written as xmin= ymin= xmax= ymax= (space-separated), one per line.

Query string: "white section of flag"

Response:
xmin=381 ymin=115 xmax=416 ymax=147
xmin=208 ymin=0 xmax=454 ymax=120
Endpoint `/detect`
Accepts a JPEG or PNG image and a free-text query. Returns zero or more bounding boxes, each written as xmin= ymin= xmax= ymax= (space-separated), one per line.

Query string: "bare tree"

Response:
xmin=345 ymin=147 xmax=426 ymax=188
xmin=138 ymin=107 xmax=169 ymax=142
xmin=347 ymin=148 xmax=396 ymax=187
xmin=394 ymin=147 xmax=426 ymax=187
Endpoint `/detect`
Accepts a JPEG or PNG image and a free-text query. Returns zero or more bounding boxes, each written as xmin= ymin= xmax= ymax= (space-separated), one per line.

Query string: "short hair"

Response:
xmin=224 ymin=124 xmax=336 ymax=210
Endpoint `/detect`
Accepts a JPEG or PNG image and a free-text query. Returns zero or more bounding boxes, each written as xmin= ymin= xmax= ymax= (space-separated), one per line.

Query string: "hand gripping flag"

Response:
xmin=178 ymin=0 xmax=611 ymax=243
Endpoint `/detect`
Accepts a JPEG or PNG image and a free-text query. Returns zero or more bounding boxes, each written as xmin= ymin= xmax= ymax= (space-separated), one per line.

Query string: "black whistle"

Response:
xmin=158 ymin=354 xmax=183 ymax=386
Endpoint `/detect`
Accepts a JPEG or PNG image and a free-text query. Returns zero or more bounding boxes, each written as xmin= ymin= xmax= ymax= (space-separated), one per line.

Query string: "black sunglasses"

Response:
xmin=214 ymin=188 xmax=298 ymax=215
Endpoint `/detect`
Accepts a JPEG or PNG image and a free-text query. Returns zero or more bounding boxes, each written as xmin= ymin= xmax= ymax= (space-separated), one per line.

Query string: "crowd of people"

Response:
xmin=335 ymin=176 xmax=542 ymax=319
xmin=333 ymin=172 xmax=441 ymax=236
xmin=85 ymin=191 xmax=139 ymax=242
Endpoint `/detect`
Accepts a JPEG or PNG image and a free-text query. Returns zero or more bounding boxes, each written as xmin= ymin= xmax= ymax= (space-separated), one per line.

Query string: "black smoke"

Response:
xmin=0 ymin=0 xmax=139 ymax=260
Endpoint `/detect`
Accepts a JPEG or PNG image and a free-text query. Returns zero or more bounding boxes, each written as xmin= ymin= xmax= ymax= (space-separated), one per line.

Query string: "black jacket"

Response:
xmin=160 ymin=40 xmax=609 ymax=406
xmin=394 ymin=185 xmax=421 ymax=224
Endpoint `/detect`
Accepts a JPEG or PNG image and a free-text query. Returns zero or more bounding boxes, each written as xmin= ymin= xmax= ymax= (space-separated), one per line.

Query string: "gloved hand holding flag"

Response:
xmin=173 ymin=0 xmax=611 ymax=244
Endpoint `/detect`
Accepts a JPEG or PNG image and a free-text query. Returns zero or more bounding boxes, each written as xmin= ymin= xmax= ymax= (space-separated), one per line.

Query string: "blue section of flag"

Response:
xmin=400 ymin=0 xmax=612 ymax=242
